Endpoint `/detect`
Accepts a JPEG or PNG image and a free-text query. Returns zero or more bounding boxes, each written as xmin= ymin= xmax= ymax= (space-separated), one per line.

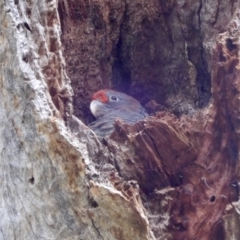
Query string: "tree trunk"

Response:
xmin=1 ymin=0 xmax=240 ymax=239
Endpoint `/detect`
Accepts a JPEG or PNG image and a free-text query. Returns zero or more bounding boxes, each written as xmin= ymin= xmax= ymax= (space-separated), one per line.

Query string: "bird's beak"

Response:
xmin=90 ymin=100 xmax=104 ymax=118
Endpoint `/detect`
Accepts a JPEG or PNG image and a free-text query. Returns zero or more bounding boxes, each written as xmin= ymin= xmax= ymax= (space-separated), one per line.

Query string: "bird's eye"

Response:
xmin=111 ymin=96 xmax=118 ymax=101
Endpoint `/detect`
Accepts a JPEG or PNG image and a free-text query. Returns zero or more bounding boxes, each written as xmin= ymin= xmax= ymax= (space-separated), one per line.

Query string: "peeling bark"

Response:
xmin=1 ymin=0 xmax=240 ymax=240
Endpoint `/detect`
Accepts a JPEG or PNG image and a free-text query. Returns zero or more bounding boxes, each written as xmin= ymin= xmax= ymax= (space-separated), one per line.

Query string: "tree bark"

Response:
xmin=1 ymin=0 xmax=240 ymax=240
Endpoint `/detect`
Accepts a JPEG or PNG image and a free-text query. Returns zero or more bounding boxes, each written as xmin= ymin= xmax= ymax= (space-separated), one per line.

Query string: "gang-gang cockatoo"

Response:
xmin=88 ymin=89 xmax=148 ymax=138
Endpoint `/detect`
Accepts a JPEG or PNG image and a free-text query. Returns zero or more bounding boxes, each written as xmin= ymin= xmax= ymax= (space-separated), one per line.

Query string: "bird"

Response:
xmin=88 ymin=89 xmax=148 ymax=138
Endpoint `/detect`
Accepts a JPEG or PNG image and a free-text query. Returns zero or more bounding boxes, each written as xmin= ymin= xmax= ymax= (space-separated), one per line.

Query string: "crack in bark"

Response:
xmin=0 ymin=227 xmax=6 ymax=240
xmin=91 ymin=219 xmax=104 ymax=239
xmin=15 ymin=189 xmax=40 ymax=240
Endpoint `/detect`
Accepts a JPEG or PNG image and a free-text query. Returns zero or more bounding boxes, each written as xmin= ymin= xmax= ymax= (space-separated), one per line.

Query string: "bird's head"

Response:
xmin=90 ymin=89 xmax=145 ymax=118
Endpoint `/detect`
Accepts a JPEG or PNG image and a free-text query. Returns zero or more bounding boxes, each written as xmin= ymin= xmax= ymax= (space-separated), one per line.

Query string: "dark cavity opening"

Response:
xmin=29 ymin=177 xmax=35 ymax=184
xmin=210 ymin=195 xmax=216 ymax=202
xmin=226 ymin=38 xmax=237 ymax=51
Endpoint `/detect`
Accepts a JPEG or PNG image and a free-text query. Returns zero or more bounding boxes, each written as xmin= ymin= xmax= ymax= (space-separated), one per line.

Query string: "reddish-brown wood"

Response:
xmin=59 ymin=0 xmax=240 ymax=239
